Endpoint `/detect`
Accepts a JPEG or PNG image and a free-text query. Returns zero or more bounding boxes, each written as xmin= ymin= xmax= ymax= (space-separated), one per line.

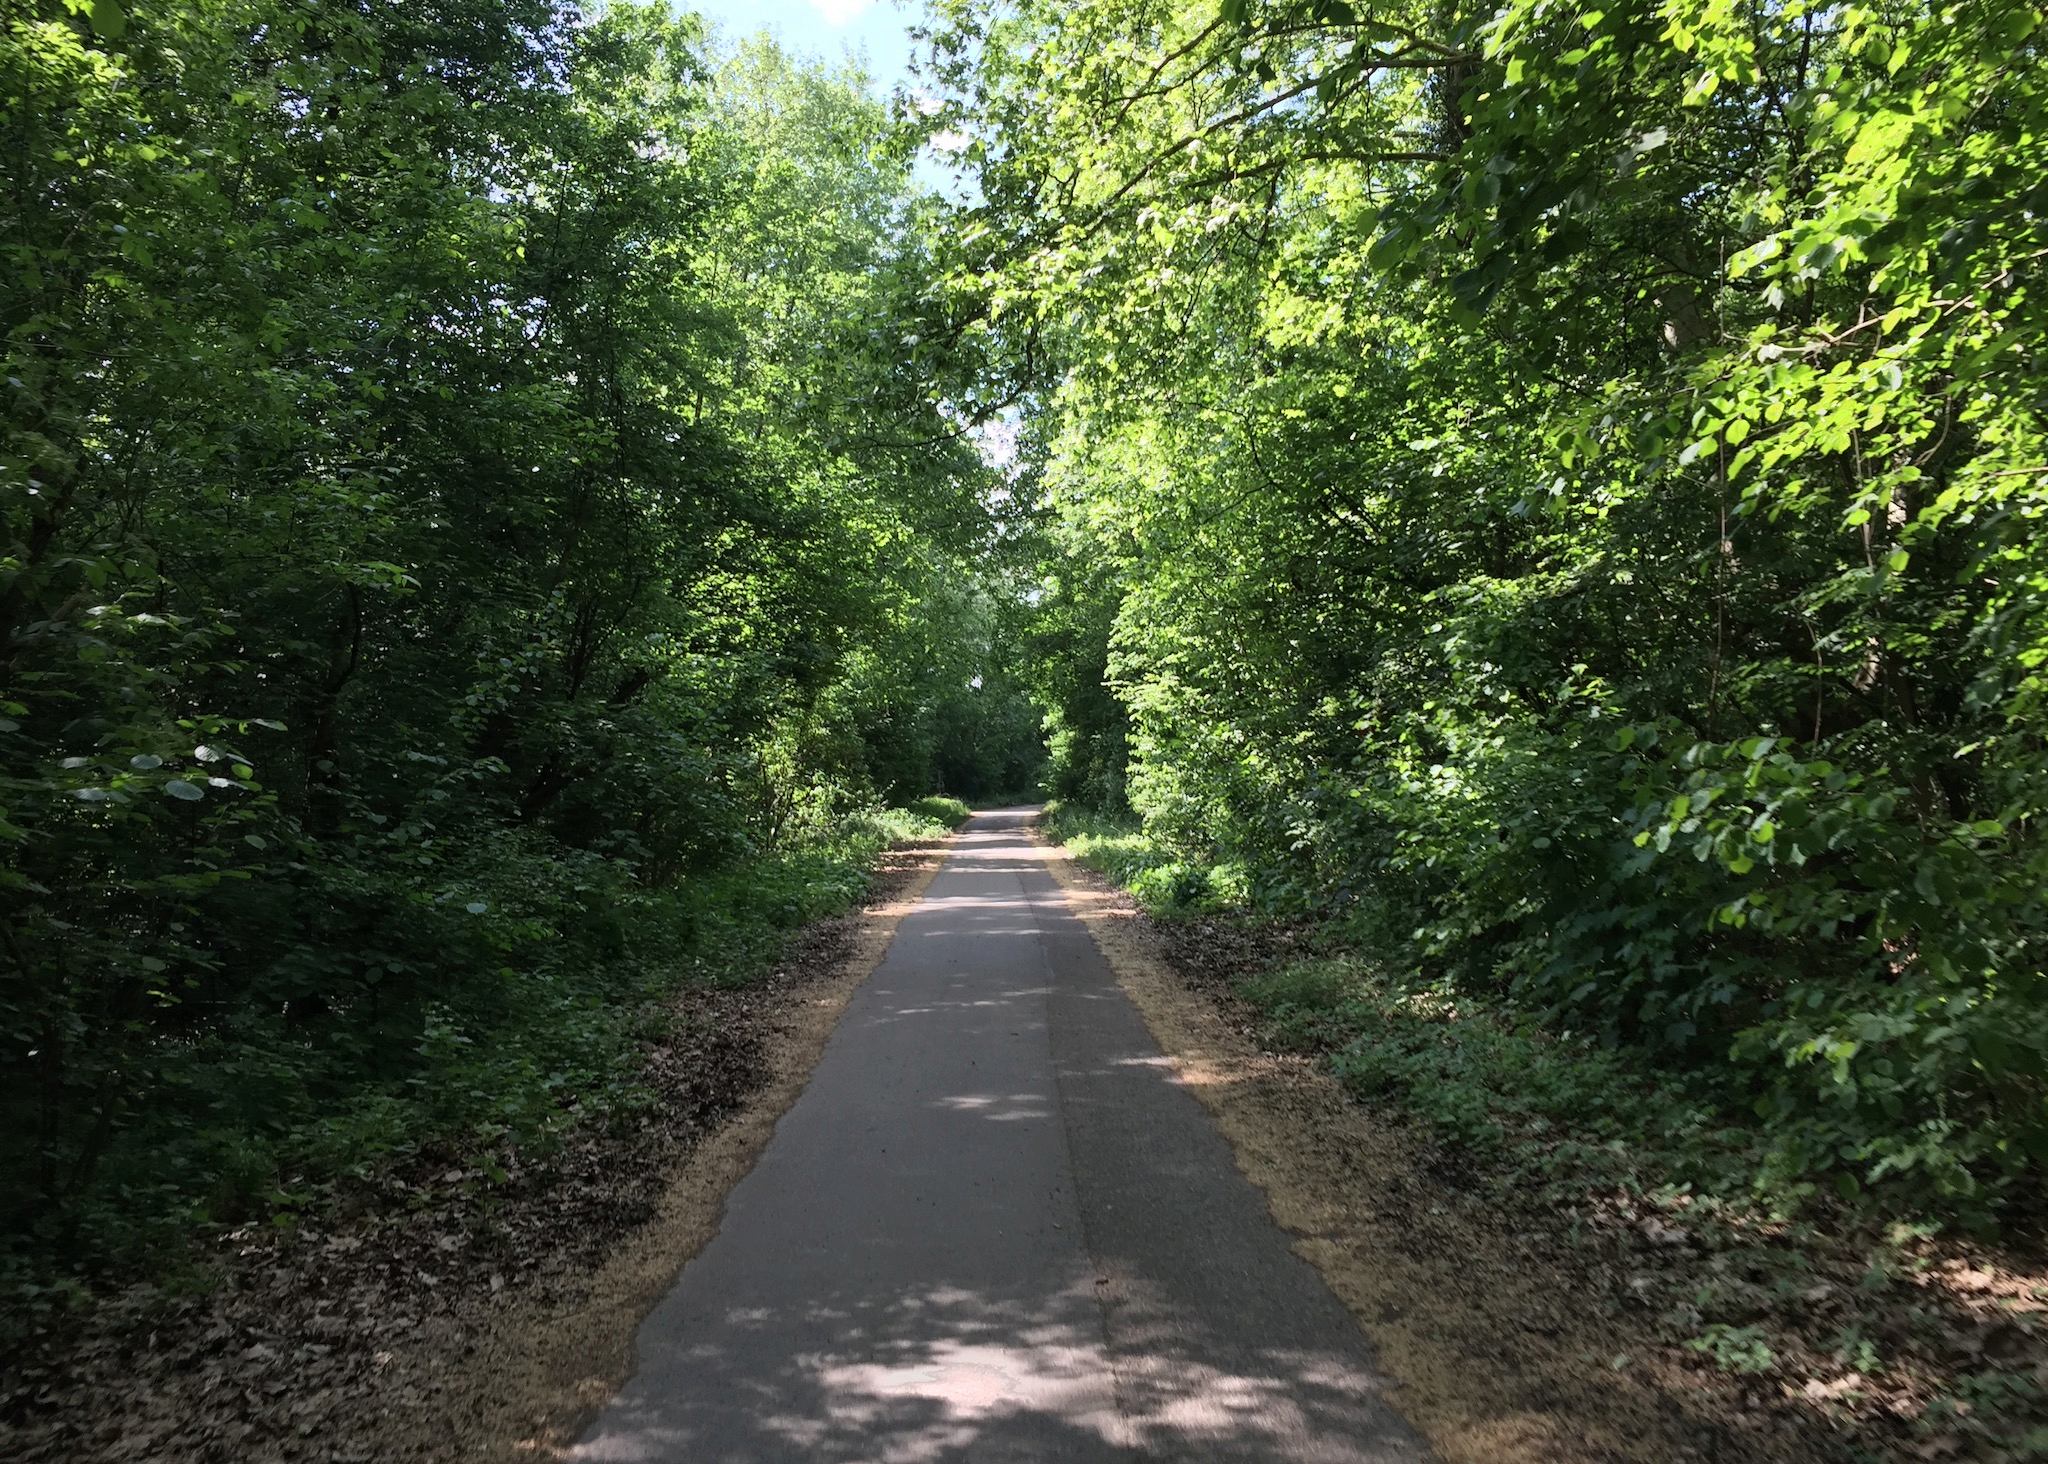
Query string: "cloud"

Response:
xmin=808 ymin=0 xmax=875 ymax=25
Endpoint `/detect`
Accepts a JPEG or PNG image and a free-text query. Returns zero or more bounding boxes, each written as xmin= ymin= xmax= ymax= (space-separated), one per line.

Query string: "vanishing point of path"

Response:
xmin=574 ymin=809 xmax=1429 ymax=1463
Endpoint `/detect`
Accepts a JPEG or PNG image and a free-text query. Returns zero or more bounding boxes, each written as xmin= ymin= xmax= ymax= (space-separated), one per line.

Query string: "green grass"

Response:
xmin=1041 ymin=801 xmax=1247 ymax=912
xmin=898 ymin=795 xmax=972 ymax=832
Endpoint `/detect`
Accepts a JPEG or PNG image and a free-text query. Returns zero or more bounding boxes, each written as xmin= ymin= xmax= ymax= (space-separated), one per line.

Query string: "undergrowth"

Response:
xmin=1 ymin=800 xmax=954 ymax=1342
xmin=1048 ymin=802 xmax=2043 ymax=1226
xmin=899 ymin=795 xmax=973 ymax=831
xmin=1238 ymin=955 xmax=1765 ymax=1203
xmin=1049 ymin=808 xmax=2048 ymax=1458
xmin=1043 ymin=800 xmax=1246 ymax=911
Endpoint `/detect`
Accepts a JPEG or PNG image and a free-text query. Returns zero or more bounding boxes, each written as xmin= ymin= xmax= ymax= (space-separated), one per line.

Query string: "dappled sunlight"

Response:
xmin=19 ymin=2 xmax=2039 ymax=1460
xmin=933 ymin=1097 xmax=1048 ymax=1113
xmin=932 ymin=1092 xmax=1054 ymax=1123
xmin=1115 ymin=1050 xmax=1264 ymax=1091
xmin=913 ymin=892 xmax=1042 ymax=909
xmin=572 ymin=1276 xmax=1127 ymax=1461
xmin=575 ymin=1268 xmax=1418 ymax=1463
xmin=573 ymin=805 xmax=1426 ymax=1462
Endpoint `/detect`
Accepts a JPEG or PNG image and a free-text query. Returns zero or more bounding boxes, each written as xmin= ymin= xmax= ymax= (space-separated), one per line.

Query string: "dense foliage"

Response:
xmin=929 ymin=0 xmax=2048 ymax=1217
xmin=7 ymin=0 xmax=2042 ymax=1327
xmin=0 ymin=0 xmax=1040 ymax=1299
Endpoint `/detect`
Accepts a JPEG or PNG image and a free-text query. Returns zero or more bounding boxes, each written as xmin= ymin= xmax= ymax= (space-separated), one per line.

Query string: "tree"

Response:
xmin=0 ymin=0 xmax=1034 ymax=1294
xmin=929 ymin=0 xmax=2048 ymax=1210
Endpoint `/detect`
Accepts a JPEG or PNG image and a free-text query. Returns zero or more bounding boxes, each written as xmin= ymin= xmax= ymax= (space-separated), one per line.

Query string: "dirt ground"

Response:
xmin=1041 ymin=838 xmax=2048 ymax=1464
xmin=11 ymin=825 xmax=2036 ymax=1464
xmin=0 ymin=842 xmax=946 ymax=1464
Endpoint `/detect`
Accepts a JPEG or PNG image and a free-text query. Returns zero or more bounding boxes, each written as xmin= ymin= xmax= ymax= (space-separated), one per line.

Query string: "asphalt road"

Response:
xmin=573 ymin=808 xmax=1428 ymax=1463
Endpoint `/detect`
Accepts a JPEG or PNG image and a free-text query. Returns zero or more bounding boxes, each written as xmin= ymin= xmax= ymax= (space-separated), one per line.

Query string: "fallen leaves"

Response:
xmin=1088 ymin=874 xmax=2048 ymax=1464
xmin=0 ymin=847 xmax=943 ymax=1464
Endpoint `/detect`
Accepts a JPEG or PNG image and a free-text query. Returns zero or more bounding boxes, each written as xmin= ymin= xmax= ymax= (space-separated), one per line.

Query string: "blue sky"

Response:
xmin=683 ymin=0 xmax=937 ymax=96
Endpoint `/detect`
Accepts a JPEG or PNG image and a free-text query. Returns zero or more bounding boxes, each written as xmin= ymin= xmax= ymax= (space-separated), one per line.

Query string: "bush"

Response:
xmin=1240 ymin=954 xmax=1766 ymax=1203
xmin=905 ymin=795 xmax=973 ymax=830
xmin=1045 ymin=802 xmax=1247 ymax=914
xmin=0 ymin=796 xmax=934 ymax=1336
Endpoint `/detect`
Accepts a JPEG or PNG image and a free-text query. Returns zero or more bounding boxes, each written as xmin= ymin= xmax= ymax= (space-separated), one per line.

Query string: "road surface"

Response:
xmin=574 ymin=808 xmax=1428 ymax=1463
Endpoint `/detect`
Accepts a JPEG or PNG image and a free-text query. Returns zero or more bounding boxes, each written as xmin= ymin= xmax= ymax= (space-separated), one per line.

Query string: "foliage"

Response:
xmin=1224 ymin=936 xmax=2048 ymax=1452
xmin=0 ymin=0 xmax=1034 ymax=1300
xmin=929 ymin=0 xmax=2048 ymax=1218
xmin=1241 ymin=953 xmax=1759 ymax=1195
xmin=903 ymin=795 xmax=974 ymax=831
xmin=1028 ymin=563 xmax=1131 ymax=809
xmin=1044 ymin=800 xmax=1245 ymax=912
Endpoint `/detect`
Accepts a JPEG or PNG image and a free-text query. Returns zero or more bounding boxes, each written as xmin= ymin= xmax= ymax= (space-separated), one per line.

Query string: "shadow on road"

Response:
xmin=573 ymin=808 xmax=1426 ymax=1464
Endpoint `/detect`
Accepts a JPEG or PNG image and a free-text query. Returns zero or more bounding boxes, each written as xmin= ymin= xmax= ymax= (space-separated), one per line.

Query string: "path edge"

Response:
xmin=467 ymin=839 xmax=951 ymax=1462
xmin=1033 ymin=819 xmax=1668 ymax=1464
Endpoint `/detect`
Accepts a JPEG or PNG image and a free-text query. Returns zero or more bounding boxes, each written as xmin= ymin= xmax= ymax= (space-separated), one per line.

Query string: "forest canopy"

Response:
xmin=0 ymin=0 xmax=1038 ymax=1296
xmin=921 ymin=0 xmax=2048 ymax=1216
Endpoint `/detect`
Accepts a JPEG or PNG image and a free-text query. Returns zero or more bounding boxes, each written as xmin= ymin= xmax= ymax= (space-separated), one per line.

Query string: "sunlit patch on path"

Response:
xmin=572 ymin=808 xmax=1427 ymax=1463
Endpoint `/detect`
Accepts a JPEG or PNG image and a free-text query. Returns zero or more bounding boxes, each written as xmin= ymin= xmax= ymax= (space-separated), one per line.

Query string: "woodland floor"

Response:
xmin=1045 ymin=849 xmax=2048 ymax=1464
xmin=0 ymin=841 xmax=946 ymax=1464
xmin=11 ymin=833 xmax=2041 ymax=1464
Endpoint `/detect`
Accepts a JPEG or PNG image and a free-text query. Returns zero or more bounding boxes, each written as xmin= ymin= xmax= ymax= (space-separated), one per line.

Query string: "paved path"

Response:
xmin=574 ymin=809 xmax=1427 ymax=1463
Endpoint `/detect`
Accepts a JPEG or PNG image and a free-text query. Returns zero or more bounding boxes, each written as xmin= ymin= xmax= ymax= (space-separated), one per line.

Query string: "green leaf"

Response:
xmin=1367 ymin=223 xmax=1416 ymax=271
xmin=88 ymin=0 xmax=127 ymax=41
xmin=164 ymin=780 xmax=205 ymax=801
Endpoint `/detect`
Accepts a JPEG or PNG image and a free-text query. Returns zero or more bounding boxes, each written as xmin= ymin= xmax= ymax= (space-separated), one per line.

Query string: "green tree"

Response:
xmin=0 ymin=0 xmax=1037 ymax=1299
xmin=932 ymin=0 xmax=2048 ymax=1212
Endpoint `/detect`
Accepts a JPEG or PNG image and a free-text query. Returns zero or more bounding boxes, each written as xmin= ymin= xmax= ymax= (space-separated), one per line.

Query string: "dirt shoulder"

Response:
xmin=1 ymin=840 xmax=946 ymax=1464
xmin=1040 ymin=836 xmax=1856 ymax=1464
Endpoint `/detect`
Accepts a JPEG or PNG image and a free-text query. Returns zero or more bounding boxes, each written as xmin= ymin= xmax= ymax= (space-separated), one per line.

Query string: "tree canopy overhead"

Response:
xmin=923 ymin=0 xmax=2048 ymax=1213
xmin=0 ymin=0 xmax=1040 ymax=1294
xmin=3 ymin=0 xmax=2044 ymax=1332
